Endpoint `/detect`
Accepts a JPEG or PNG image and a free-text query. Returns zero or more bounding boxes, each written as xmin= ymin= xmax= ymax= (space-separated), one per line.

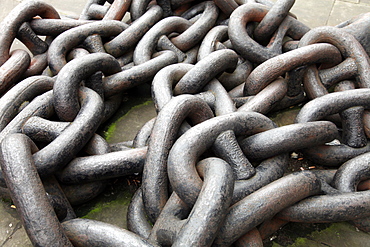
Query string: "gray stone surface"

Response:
xmin=328 ymin=0 xmax=370 ymax=26
xmin=361 ymin=0 xmax=370 ymax=5
xmin=0 ymin=201 xmax=32 ymax=246
xmin=0 ymin=0 xmax=18 ymax=22
xmin=272 ymin=222 xmax=370 ymax=247
xmin=339 ymin=0 xmax=360 ymax=4
xmin=291 ymin=0 xmax=335 ymax=27
xmin=105 ymin=100 xmax=157 ymax=144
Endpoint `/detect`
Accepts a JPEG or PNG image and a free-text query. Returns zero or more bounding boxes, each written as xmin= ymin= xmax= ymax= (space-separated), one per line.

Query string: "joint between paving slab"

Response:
xmin=338 ymin=0 xmax=370 ymax=5
xmin=338 ymin=0 xmax=360 ymax=4
xmin=0 ymin=222 xmax=22 ymax=247
xmin=326 ymin=0 xmax=336 ymax=25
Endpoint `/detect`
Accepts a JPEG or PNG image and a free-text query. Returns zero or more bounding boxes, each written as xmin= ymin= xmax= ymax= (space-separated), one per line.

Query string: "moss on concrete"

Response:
xmin=104 ymin=122 xmax=117 ymax=142
xmin=102 ymin=99 xmax=156 ymax=144
xmin=81 ymin=190 xmax=132 ymax=229
xmin=268 ymin=106 xmax=301 ymax=127
xmin=76 ymin=96 xmax=153 ymax=229
xmin=271 ymin=222 xmax=370 ymax=247
xmin=103 ymin=100 xmax=153 ymax=141
xmin=75 ymin=179 xmax=136 ymax=229
xmin=272 ymin=242 xmax=284 ymax=247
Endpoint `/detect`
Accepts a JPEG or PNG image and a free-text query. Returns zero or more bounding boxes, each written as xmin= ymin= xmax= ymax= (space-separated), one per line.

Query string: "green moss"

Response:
xmin=104 ymin=122 xmax=117 ymax=142
xmin=314 ymin=223 xmax=341 ymax=234
xmin=272 ymin=242 xmax=284 ymax=247
xmin=268 ymin=106 xmax=301 ymax=127
xmin=78 ymin=187 xmax=133 ymax=229
xmin=271 ymin=222 xmax=370 ymax=247
xmin=291 ymin=237 xmax=308 ymax=246
xmin=82 ymin=205 xmax=103 ymax=218
xmin=81 ymin=195 xmax=130 ymax=219
xmin=1 ymin=197 xmax=12 ymax=204
xmin=103 ymin=100 xmax=153 ymax=142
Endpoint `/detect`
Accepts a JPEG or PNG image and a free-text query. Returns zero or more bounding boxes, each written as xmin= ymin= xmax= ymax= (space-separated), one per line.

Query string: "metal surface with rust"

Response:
xmin=0 ymin=133 xmax=73 ymax=246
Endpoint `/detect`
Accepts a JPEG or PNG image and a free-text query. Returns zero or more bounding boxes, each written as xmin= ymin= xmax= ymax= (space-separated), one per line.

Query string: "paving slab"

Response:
xmin=271 ymin=222 xmax=370 ymax=247
xmin=339 ymin=0 xmax=360 ymax=4
xmin=0 ymin=0 xmax=18 ymax=23
xmin=360 ymin=0 xmax=370 ymax=5
xmin=328 ymin=0 xmax=370 ymax=26
xmin=0 ymin=201 xmax=32 ymax=247
xmin=73 ymin=179 xmax=139 ymax=230
xmin=290 ymin=0 xmax=334 ymax=27
xmin=103 ymin=98 xmax=156 ymax=144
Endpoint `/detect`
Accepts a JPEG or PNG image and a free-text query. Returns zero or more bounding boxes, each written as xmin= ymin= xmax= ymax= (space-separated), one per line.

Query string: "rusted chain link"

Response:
xmin=1 ymin=0 xmax=370 ymax=246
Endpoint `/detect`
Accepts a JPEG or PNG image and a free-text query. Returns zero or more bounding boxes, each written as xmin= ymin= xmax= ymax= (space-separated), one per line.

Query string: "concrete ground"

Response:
xmin=1 ymin=0 xmax=370 ymax=246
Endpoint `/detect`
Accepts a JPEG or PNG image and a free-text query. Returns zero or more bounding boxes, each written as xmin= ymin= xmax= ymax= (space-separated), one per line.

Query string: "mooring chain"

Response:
xmin=133 ymin=1 xmax=219 ymax=65
xmin=0 ymin=1 xmax=59 ymax=93
xmin=228 ymin=2 xmax=310 ymax=65
xmin=1 ymin=0 xmax=370 ymax=246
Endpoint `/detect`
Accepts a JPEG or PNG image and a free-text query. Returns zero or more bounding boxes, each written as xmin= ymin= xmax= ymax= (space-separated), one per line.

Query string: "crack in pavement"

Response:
xmin=1 ymin=222 xmax=23 ymax=247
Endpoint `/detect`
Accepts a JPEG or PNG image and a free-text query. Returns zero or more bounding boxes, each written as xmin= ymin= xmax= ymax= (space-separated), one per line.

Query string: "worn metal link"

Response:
xmin=228 ymin=3 xmax=309 ymax=65
xmin=48 ymin=20 xmax=127 ymax=75
xmin=104 ymin=5 xmax=163 ymax=58
xmin=142 ymin=94 xmax=214 ymax=222
xmin=53 ymin=52 xmax=121 ymax=121
xmin=0 ymin=133 xmax=73 ymax=246
xmin=0 ymin=0 xmax=60 ymax=66
xmin=0 ymin=49 xmax=31 ymax=95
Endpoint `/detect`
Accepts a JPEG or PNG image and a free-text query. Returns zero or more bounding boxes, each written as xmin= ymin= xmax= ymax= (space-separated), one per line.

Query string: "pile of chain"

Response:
xmin=1 ymin=0 xmax=370 ymax=246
